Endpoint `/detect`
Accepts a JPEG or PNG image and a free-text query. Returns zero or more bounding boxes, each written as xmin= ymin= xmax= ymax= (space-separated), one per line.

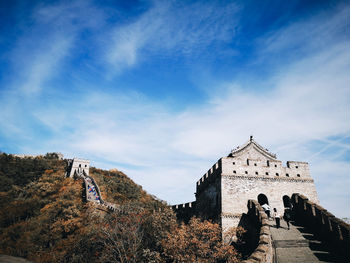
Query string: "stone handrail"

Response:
xmin=242 ymin=200 xmax=273 ymax=263
xmin=291 ymin=193 xmax=350 ymax=260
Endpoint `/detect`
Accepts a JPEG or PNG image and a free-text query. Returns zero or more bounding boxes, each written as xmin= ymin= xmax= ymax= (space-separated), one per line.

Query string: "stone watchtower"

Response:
xmin=67 ymin=158 xmax=90 ymax=178
xmin=173 ymin=137 xmax=319 ymax=232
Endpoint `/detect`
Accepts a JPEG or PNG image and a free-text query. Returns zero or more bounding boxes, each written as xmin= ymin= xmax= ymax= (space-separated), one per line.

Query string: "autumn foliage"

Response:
xmin=0 ymin=153 xmax=241 ymax=262
xmin=162 ymin=217 xmax=240 ymax=263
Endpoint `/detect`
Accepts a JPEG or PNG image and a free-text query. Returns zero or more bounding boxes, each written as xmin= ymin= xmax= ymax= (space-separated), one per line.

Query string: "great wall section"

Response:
xmin=171 ymin=137 xmax=350 ymax=262
xmin=239 ymin=194 xmax=350 ymax=263
xmin=66 ymin=158 xmax=117 ymax=213
xmin=63 ymin=136 xmax=349 ymax=262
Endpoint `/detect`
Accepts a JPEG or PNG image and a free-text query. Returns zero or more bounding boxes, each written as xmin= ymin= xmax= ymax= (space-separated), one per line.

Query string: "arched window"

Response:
xmin=258 ymin=193 xmax=269 ymax=205
xmin=283 ymin=195 xmax=291 ymax=208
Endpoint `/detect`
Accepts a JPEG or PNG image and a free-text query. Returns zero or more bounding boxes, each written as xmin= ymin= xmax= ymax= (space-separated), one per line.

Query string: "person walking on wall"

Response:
xmin=284 ymin=208 xmax=291 ymax=230
xmin=261 ymin=203 xmax=271 ymax=219
xmin=273 ymin=208 xmax=280 ymax=228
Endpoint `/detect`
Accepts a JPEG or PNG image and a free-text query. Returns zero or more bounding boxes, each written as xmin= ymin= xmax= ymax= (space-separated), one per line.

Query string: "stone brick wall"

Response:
xmin=291 ymin=193 xmax=350 ymax=261
xmin=193 ymin=159 xmax=222 ymax=221
xmin=221 ymin=174 xmax=319 ymax=231
xmin=173 ymin=138 xmax=320 ymax=243
xmin=218 ymin=139 xmax=319 ymax=230
xmin=241 ymin=200 xmax=273 ymax=263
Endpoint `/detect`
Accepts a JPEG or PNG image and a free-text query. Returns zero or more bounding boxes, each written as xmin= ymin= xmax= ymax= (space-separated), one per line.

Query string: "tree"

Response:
xmin=98 ymin=206 xmax=145 ymax=263
xmin=162 ymin=217 xmax=240 ymax=263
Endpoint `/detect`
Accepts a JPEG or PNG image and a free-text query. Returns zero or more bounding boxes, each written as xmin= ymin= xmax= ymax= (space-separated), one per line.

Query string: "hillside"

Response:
xmin=0 ymin=153 xmax=241 ymax=263
xmin=0 ymin=154 xmax=166 ymax=261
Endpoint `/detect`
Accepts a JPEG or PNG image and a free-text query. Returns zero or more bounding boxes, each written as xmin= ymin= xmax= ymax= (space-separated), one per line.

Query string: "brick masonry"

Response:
xmin=173 ymin=137 xmax=319 ymax=233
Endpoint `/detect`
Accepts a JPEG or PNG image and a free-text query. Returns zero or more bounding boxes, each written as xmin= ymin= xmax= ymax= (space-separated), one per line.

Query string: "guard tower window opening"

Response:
xmin=296 ymin=166 xmax=299 ymax=169
xmin=233 ymin=170 xmax=236 ymax=174
xmin=297 ymin=174 xmax=300 ymax=177
xmin=265 ymin=172 xmax=269 ymax=175
xmin=258 ymin=194 xmax=269 ymax=205
xmin=245 ymin=171 xmax=248 ymax=174
xmin=276 ymin=173 xmax=279 ymax=176
xmin=267 ymin=160 xmax=270 ymax=167
xmin=254 ymin=163 xmax=257 ymax=166
xmin=274 ymin=164 xmax=277 ymax=167
xmin=233 ymin=162 xmax=235 ymax=165
xmin=255 ymin=171 xmax=258 ymax=175
xmin=286 ymin=173 xmax=289 ymax=177
xmin=79 ymin=164 xmax=81 ymax=168
xmin=283 ymin=195 xmax=292 ymax=208
xmin=247 ymin=159 xmax=249 ymax=166
xmin=85 ymin=165 xmax=87 ymax=167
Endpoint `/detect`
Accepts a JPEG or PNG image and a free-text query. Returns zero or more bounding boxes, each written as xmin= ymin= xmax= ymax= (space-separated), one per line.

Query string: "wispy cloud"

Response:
xmin=4 ymin=0 xmax=105 ymax=95
xmin=107 ymin=0 xmax=239 ymax=74
xmin=257 ymin=4 xmax=350 ymax=64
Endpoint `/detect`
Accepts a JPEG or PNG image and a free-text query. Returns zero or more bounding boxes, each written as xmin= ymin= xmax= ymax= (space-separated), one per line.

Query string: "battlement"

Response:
xmin=172 ymin=201 xmax=196 ymax=210
xmin=196 ymin=159 xmax=222 ymax=194
xmin=221 ymin=156 xmax=311 ymax=179
xmin=291 ymin=193 xmax=350 ymax=260
xmin=171 ymin=201 xmax=197 ymax=223
xmin=241 ymin=200 xmax=273 ymax=263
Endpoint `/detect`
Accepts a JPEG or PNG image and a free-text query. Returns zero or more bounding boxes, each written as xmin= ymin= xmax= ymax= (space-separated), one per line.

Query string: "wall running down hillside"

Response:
xmin=66 ymin=158 xmax=117 ymax=212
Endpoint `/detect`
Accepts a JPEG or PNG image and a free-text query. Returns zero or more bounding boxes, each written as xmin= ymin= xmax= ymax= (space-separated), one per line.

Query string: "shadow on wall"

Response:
xmin=239 ymin=200 xmax=273 ymax=263
xmin=291 ymin=194 xmax=350 ymax=261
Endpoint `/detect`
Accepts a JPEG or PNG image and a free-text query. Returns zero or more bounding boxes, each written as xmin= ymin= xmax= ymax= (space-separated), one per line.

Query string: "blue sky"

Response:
xmin=1 ymin=0 xmax=350 ymax=218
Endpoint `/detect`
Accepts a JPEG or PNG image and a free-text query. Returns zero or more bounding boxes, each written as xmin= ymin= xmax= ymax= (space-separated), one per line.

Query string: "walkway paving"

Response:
xmin=269 ymin=219 xmax=336 ymax=263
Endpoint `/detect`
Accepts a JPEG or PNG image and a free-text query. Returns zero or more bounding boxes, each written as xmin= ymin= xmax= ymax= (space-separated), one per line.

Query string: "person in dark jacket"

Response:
xmin=284 ymin=208 xmax=291 ymax=230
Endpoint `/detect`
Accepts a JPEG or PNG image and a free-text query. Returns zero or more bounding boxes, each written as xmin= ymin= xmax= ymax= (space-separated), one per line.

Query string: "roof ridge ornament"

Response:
xmin=228 ymin=136 xmax=277 ymax=159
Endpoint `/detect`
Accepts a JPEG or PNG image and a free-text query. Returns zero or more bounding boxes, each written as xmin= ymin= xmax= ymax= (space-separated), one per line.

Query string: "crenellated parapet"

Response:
xmin=291 ymin=193 xmax=350 ymax=260
xmin=171 ymin=201 xmax=197 ymax=223
xmin=241 ymin=200 xmax=273 ymax=263
xmin=196 ymin=159 xmax=222 ymax=194
xmin=221 ymin=157 xmax=311 ymax=179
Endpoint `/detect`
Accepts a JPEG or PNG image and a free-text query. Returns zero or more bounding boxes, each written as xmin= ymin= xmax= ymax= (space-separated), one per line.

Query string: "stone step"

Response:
xmin=273 ymin=239 xmax=309 ymax=248
xmin=270 ymin=220 xmax=336 ymax=263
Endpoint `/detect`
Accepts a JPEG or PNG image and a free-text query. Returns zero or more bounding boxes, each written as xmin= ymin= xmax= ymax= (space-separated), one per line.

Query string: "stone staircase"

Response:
xmin=74 ymin=170 xmax=117 ymax=212
xmin=270 ymin=219 xmax=337 ymax=263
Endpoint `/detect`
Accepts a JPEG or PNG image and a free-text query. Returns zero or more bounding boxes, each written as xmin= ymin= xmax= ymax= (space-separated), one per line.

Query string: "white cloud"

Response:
xmin=259 ymin=4 xmax=350 ymax=57
xmin=21 ymin=37 xmax=73 ymax=94
xmin=107 ymin=0 xmax=239 ymax=73
xmin=5 ymin=0 xmax=105 ymax=95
